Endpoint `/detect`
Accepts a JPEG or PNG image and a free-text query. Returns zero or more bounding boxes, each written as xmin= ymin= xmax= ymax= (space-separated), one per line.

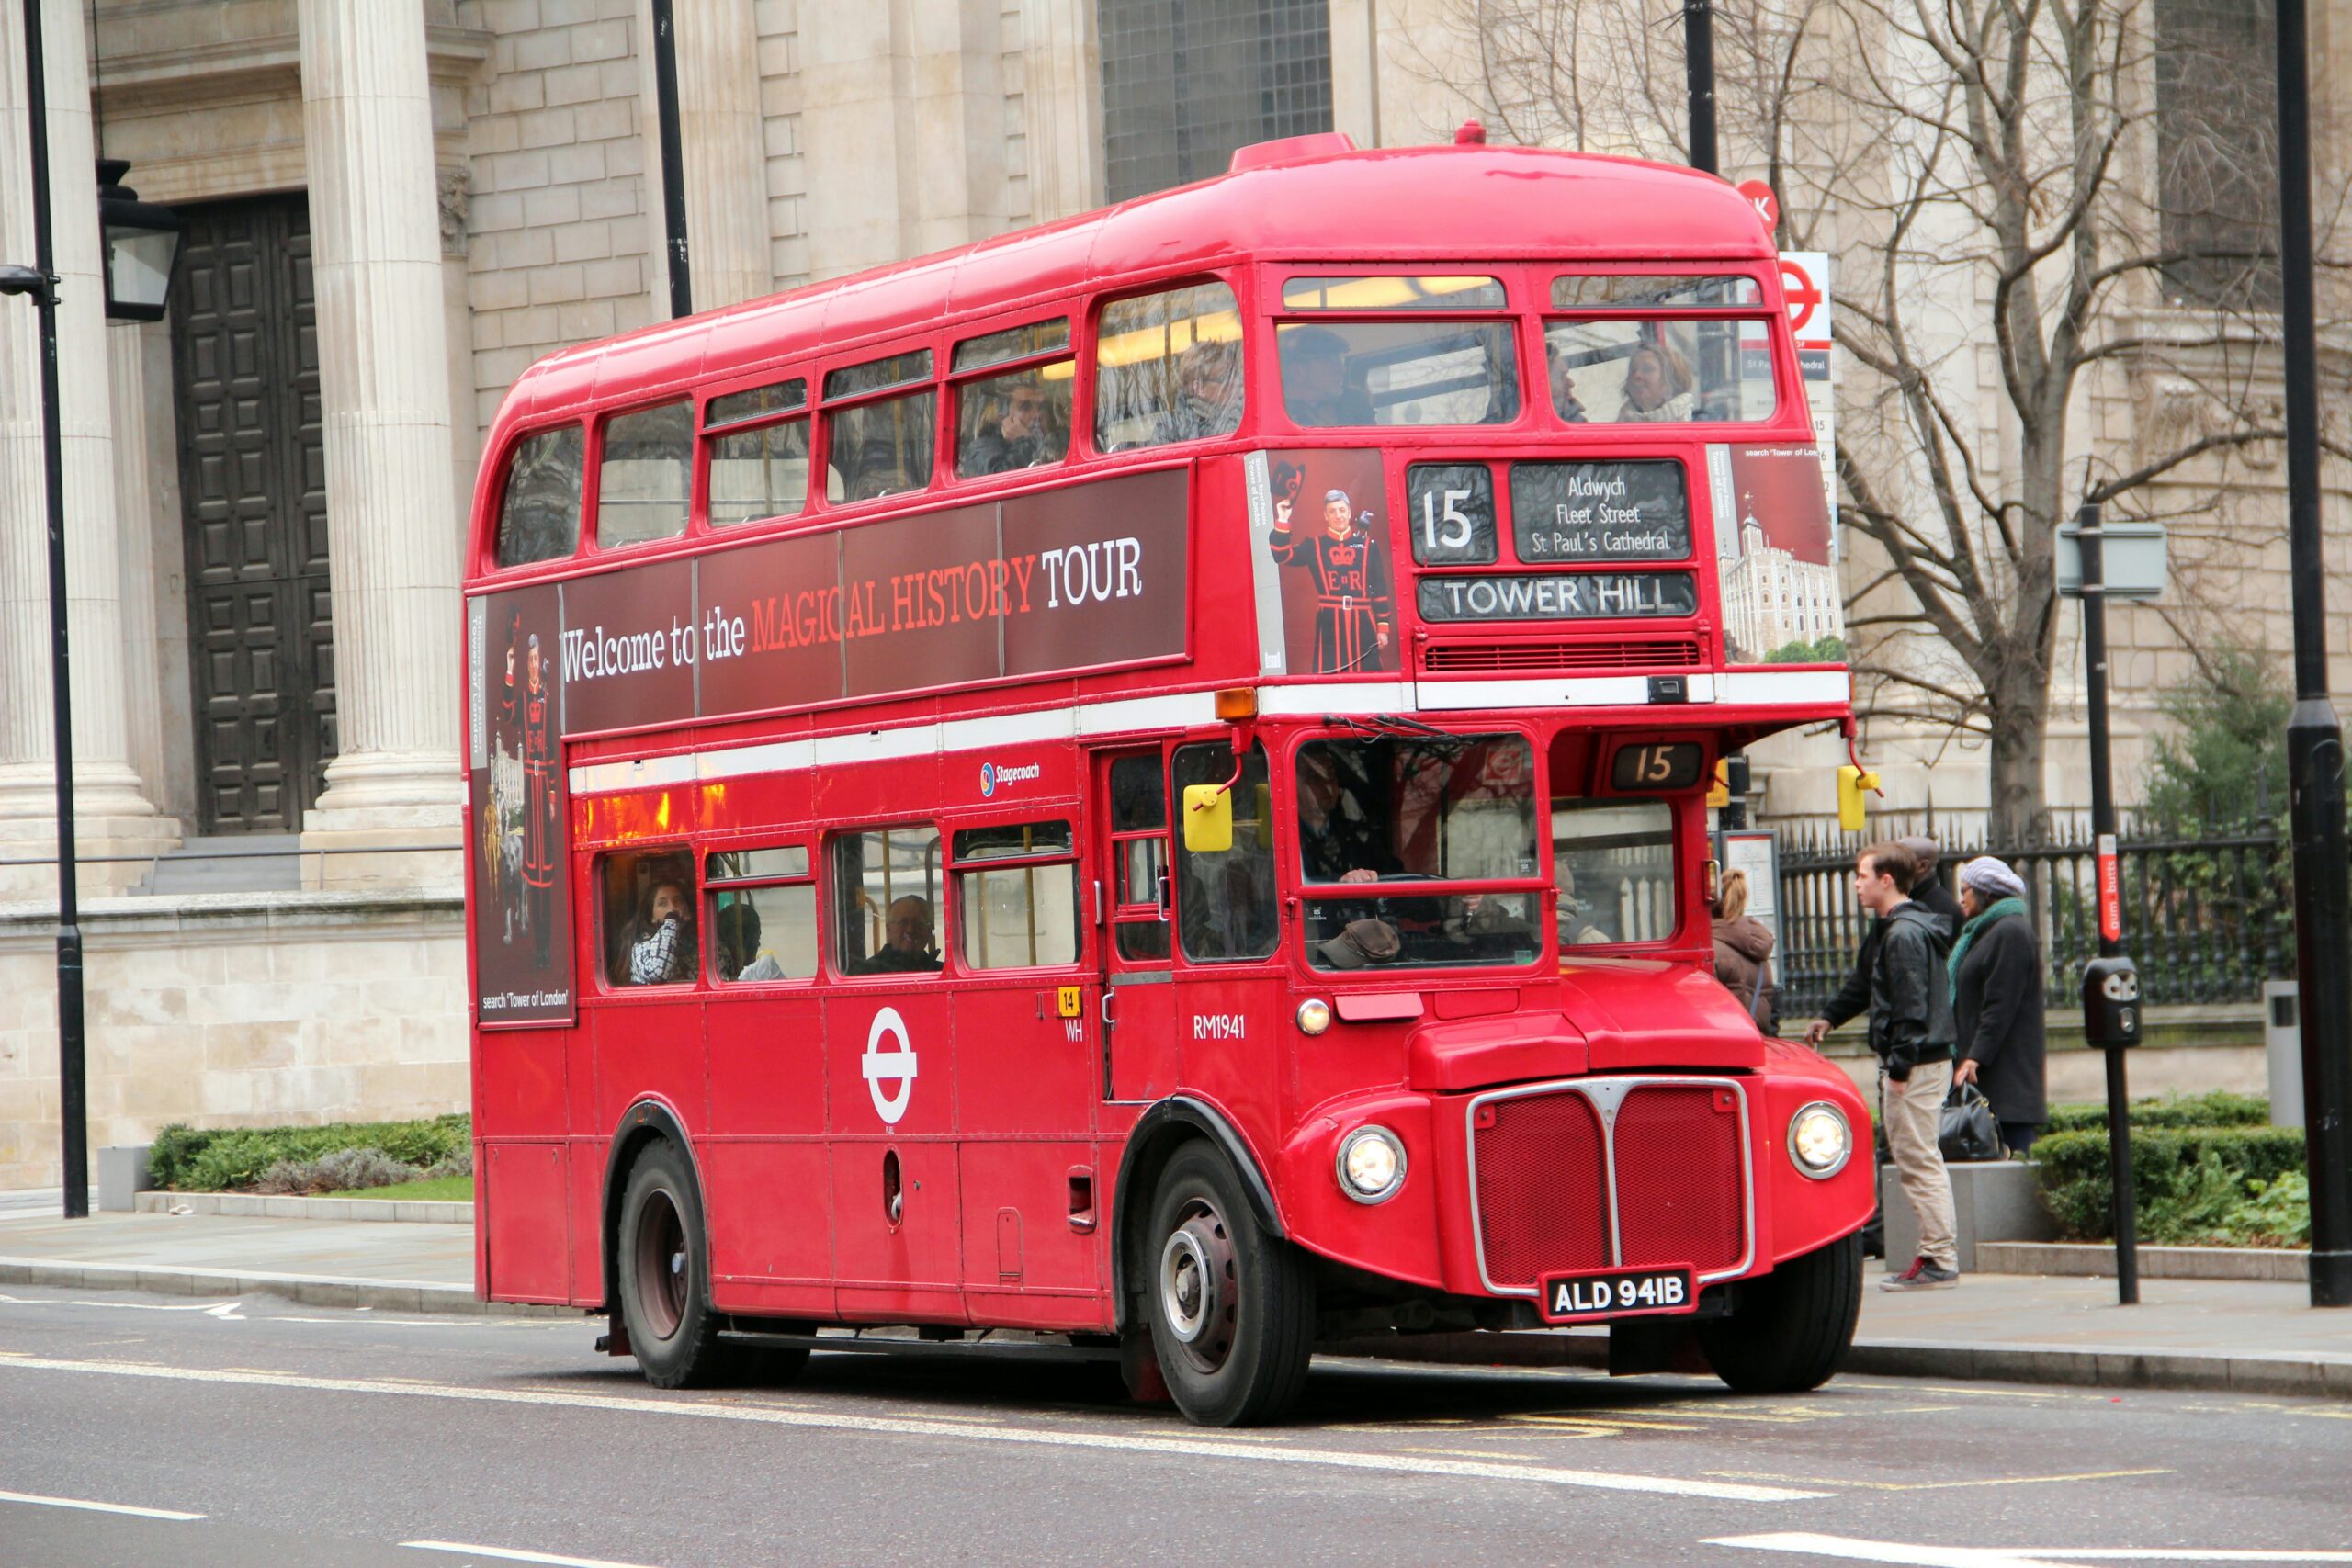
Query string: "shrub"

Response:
xmin=2032 ymin=1125 xmax=2309 ymax=1244
xmin=147 ymin=1113 xmax=470 ymax=1192
xmin=250 ymin=1147 xmax=424 ymax=1196
xmin=2043 ymin=1090 xmax=2270 ymax=1135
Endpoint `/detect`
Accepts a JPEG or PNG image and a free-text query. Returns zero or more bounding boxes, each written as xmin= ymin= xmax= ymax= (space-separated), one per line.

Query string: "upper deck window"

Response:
xmin=1282 ymin=275 xmax=1506 ymax=311
xmin=706 ymin=377 xmax=807 ymax=429
xmin=596 ymin=400 xmax=693 ymax=548
xmin=707 ymin=377 xmax=811 ymax=529
xmin=1551 ymin=275 xmax=1765 ymax=309
xmin=824 ymin=349 xmax=936 ymax=503
xmin=1277 ymin=321 xmax=1520 ymax=429
xmin=1544 ymin=319 xmax=1777 ymax=425
xmin=1094 ymin=282 xmax=1244 ymax=452
xmin=954 ymin=320 xmax=1073 ymax=479
xmin=494 ymin=423 xmax=583 ymax=568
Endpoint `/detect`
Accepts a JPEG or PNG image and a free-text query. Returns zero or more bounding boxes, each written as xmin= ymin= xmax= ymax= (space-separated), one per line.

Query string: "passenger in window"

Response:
xmin=1545 ymin=340 xmax=1589 ymax=423
xmin=1556 ymin=864 xmax=1611 ymax=946
xmin=964 ymin=373 xmax=1063 ymax=474
xmin=1295 ymin=750 xmax=1394 ymax=885
xmin=1159 ymin=340 xmax=1243 ymax=444
xmin=1280 ymin=326 xmax=1374 ymax=427
xmin=849 ymin=467 xmax=916 ymax=502
xmin=858 ymin=895 xmax=942 ymax=975
xmin=715 ymin=900 xmax=785 ymax=983
xmin=627 ymin=877 xmax=697 ymax=984
xmin=1615 ymin=343 xmax=1696 ymax=423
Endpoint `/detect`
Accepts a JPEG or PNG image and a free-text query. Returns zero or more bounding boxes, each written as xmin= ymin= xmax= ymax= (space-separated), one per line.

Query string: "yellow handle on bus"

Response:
xmin=1837 ymin=764 xmax=1880 ymax=832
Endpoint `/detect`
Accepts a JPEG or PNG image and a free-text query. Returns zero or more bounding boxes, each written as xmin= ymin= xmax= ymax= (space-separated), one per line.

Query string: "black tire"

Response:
xmin=1142 ymin=1142 xmax=1315 ymax=1427
xmin=615 ymin=1140 xmax=735 ymax=1389
xmin=1697 ymin=1231 xmax=1862 ymax=1393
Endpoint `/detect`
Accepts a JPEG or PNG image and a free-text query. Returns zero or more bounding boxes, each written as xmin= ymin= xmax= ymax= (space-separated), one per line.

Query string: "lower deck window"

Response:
xmin=1554 ymin=798 xmax=1679 ymax=945
xmin=832 ymin=827 xmax=944 ymax=976
xmin=601 ymin=849 xmax=696 ymax=986
xmin=954 ymin=822 xmax=1080 ymax=970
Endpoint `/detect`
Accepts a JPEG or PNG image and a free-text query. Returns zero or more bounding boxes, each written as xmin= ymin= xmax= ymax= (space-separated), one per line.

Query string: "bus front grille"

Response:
xmin=1469 ymin=1079 xmax=1749 ymax=1293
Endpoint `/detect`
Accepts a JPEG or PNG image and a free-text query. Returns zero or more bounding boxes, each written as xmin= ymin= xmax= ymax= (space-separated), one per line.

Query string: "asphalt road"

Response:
xmin=0 ymin=1284 xmax=2346 ymax=1568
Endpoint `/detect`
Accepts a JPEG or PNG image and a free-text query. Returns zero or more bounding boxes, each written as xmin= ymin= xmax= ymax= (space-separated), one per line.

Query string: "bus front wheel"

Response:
xmin=1143 ymin=1142 xmax=1314 ymax=1427
xmin=616 ymin=1140 xmax=732 ymax=1389
xmin=1696 ymin=1231 xmax=1862 ymax=1393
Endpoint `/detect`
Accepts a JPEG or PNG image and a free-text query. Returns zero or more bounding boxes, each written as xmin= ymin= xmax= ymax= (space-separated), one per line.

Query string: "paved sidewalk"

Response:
xmin=1 ymin=1210 xmax=2346 ymax=1396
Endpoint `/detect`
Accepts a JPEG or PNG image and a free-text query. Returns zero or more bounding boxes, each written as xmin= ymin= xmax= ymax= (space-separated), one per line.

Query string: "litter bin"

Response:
xmin=97 ymin=1145 xmax=153 ymax=1213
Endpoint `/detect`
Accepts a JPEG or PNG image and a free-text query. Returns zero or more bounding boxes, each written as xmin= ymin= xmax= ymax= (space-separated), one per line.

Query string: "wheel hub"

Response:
xmin=1157 ymin=1201 xmax=1238 ymax=1373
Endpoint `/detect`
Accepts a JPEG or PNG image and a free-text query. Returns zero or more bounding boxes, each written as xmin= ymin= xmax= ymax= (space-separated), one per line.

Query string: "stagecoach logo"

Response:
xmin=978 ymin=760 xmax=1042 ymax=797
xmin=863 ymin=1007 xmax=919 ymax=1126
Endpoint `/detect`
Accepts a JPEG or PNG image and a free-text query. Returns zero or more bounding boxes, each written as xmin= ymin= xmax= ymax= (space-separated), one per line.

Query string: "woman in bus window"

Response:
xmin=1615 ymin=342 xmax=1696 ymax=423
xmin=626 ymin=877 xmax=698 ymax=984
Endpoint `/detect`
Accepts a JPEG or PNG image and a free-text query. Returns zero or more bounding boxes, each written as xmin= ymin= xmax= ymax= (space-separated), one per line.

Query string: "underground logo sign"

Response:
xmin=863 ymin=1007 xmax=919 ymax=1125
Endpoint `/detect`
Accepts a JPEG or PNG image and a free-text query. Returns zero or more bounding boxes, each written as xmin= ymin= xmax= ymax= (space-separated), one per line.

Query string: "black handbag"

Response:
xmin=1939 ymin=1078 xmax=2003 ymax=1163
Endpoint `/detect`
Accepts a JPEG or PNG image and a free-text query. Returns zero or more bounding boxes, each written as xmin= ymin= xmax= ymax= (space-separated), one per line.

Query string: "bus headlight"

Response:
xmin=1787 ymin=1101 xmax=1852 ymax=1178
xmin=1336 ymin=1125 xmax=1407 ymax=1204
xmin=1296 ymin=998 xmax=1332 ymax=1035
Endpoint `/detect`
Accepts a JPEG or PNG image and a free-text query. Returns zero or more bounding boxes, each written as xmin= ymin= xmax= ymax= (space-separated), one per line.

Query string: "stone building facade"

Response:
xmin=0 ymin=0 xmax=2339 ymax=1183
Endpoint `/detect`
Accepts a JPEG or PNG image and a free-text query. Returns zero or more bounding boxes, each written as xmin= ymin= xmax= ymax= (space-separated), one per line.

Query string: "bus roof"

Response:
xmin=493 ymin=141 xmax=1775 ymax=428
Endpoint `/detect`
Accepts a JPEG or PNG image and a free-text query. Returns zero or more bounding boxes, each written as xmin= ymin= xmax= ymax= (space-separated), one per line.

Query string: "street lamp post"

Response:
xmin=1 ymin=0 xmax=88 ymax=1217
xmin=2271 ymin=0 xmax=2352 ymax=1309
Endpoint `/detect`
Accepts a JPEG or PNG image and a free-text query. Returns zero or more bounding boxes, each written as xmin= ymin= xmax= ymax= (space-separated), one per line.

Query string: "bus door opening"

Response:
xmin=1097 ymin=749 xmax=1178 ymax=1102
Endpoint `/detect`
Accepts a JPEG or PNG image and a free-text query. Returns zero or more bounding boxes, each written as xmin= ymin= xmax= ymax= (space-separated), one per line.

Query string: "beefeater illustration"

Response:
xmin=1269 ymin=486 xmax=1395 ymax=673
xmin=520 ymin=632 xmax=559 ymax=967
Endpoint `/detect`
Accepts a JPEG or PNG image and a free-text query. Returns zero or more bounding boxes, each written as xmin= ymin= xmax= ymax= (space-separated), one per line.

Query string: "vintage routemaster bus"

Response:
xmin=464 ymin=130 xmax=1873 ymax=1427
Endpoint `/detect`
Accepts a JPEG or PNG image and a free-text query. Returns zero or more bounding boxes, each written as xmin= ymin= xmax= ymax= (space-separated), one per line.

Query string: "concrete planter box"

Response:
xmin=1977 ymin=1240 xmax=2311 ymax=1281
xmin=1881 ymin=1158 xmax=2060 ymax=1272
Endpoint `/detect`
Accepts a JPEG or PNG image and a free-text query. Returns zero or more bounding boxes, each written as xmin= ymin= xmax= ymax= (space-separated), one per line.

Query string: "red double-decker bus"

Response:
xmin=463 ymin=130 xmax=1871 ymax=1427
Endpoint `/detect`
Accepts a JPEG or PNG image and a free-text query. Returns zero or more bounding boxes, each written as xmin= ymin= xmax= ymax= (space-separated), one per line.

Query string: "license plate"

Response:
xmin=1536 ymin=1266 xmax=1696 ymax=1322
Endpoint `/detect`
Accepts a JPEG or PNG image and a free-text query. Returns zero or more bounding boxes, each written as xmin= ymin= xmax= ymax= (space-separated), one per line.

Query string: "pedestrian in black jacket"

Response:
xmin=1899 ymin=835 xmax=1963 ymax=930
xmin=1949 ymin=855 xmax=2047 ymax=1155
xmin=1805 ymin=840 xmax=1959 ymax=1289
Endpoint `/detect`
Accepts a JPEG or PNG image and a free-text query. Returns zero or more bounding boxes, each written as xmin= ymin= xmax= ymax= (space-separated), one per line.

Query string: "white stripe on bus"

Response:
xmin=564 ymin=671 xmax=1850 ymax=794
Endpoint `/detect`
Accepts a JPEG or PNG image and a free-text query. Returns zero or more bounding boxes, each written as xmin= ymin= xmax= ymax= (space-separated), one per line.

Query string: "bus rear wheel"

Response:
xmin=616 ymin=1140 xmax=734 ymax=1389
xmin=1143 ymin=1143 xmax=1314 ymax=1427
xmin=1696 ymin=1231 xmax=1862 ymax=1393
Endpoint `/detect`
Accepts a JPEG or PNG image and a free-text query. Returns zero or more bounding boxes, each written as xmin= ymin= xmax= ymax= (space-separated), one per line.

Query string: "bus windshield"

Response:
xmin=1295 ymin=732 xmax=1544 ymax=971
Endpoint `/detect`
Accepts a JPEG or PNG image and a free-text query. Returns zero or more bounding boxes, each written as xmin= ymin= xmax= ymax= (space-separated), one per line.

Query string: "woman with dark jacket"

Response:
xmin=1948 ymin=856 xmax=2047 ymax=1154
xmin=1711 ymin=869 xmax=1779 ymax=1033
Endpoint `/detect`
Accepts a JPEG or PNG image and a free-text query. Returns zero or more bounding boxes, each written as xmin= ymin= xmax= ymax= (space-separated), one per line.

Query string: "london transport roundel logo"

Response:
xmin=863 ymin=1007 xmax=919 ymax=1126
xmin=979 ymin=762 xmax=997 ymax=797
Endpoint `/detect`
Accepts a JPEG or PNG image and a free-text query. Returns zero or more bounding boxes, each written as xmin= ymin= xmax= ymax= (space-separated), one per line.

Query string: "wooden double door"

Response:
xmin=169 ymin=195 xmax=336 ymax=832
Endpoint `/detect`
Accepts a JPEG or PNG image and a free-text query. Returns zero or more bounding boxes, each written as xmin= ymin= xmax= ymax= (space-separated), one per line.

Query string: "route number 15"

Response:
xmin=1611 ymin=742 xmax=1702 ymax=791
xmin=1404 ymin=464 xmax=1496 ymax=565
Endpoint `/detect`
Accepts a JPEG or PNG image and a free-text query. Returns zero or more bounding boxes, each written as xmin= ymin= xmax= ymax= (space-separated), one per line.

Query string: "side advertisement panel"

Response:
xmin=463 ymin=467 xmax=1190 ymax=1025
xmin=469 ymin=583 xmax=576 ymax=1027
xmin=1706 ymin=444 xmax=1844 ymax=665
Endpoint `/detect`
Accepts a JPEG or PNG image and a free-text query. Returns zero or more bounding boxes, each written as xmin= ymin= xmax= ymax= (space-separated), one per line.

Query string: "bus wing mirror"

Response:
xmin=1182 ymin=784 xmax=1233 ymax=853
xmin=1837 ymin=764 xmax=1879 ymax=833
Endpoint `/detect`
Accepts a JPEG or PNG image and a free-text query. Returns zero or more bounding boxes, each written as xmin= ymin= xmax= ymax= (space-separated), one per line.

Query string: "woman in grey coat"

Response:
xmin=1949 ymin=856 xmax=2048 ymax=1154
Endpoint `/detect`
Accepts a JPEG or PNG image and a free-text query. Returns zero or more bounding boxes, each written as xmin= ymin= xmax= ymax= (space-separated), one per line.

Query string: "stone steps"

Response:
xmin=134 ymin=833 xmax=302 ymax=897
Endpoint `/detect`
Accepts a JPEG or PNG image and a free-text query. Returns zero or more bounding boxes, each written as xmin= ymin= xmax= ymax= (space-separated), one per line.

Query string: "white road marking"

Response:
xmin=0 ymin=1293 xmax=245 ymax=1314
xmin=404 ymin=1543 xmax=665 ymax=1568
xmin=0 ymin=1353 xmax=1824 ymax=1503
xmin=1710 ymin=1536 xmax=2352 ymax=1566
xmin=0 ymin=1487 xmax=205 ymax=1521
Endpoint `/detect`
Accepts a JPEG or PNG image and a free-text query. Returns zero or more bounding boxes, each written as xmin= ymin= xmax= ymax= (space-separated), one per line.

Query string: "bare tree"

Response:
xmin=1430 ymin=0 xmax=2347 ymax=839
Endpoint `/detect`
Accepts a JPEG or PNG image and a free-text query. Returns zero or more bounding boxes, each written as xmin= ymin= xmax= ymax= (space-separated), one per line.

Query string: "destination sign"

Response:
xmin=1510 ymin=460 xmax=1690 ymax=563
xmin=1416 ymin=571 xmax=1696 ymax=622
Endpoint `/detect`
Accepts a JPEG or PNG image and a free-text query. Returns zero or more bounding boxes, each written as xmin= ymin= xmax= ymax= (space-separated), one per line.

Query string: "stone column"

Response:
xmin=0 ymin=0 xmax=175 ymax=895
xmin=297 ymin=0 xmax=464 ymax=855
xmin=639 ymin=0 xmax=771 ymax=311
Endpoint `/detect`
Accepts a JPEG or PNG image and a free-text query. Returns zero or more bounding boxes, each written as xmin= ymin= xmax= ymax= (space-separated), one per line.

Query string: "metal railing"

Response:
xmin=1774 ymin=822 xmax=2292 ymax=1020
xmin=0 ymin=841 xmax=458 ymax=897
